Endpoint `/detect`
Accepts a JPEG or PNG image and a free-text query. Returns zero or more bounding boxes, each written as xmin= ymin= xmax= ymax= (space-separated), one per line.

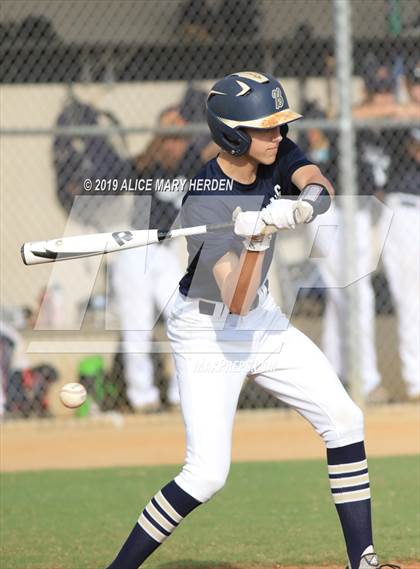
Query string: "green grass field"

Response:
xmin=1 ymin=456 xmax=418 ymax=569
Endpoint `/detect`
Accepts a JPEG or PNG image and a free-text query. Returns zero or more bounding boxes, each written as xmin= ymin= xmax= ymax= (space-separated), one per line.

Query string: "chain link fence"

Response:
xmin=1 ymin=0 xmax=419 ymax=419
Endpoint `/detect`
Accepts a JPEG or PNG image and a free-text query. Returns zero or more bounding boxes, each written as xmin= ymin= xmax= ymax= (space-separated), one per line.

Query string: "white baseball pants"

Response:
xmin=380 ymin=193 xmax=420 ymax=397
xmin=112 ymin=242 xmax=183 ymax=408
xmin=307 ymin=203 xmax=381 ymax=395
xmin=167 ymin=290 xmax=364 ymax=503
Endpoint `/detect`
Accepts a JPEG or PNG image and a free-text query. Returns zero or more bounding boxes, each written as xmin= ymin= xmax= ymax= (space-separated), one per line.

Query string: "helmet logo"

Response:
xmin=235 ymin=80 xmax=251 ymax=96
xmin=272 ymin=87 xmax=284 ymax=110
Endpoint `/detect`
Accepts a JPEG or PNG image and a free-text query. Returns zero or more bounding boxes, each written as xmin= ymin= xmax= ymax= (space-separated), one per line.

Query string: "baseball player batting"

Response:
xmin=106 ymin=72 xmax=400 ymax=569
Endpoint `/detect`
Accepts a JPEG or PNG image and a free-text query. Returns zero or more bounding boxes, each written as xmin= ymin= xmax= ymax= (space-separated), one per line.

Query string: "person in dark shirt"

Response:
xmin=51 ymin=99 xmax=136 ymax=327
xmin=106 ymin=72 xmax=400 ymax=569
xmin=179 ymin=133 xmax=310 ymax=300
xmin=111 ymin=101 xmax=214 ymax=412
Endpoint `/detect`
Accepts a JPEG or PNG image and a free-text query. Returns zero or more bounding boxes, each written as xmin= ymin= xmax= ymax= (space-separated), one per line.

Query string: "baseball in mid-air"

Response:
xmin=59 ymin=383 xmax=87 ymax=408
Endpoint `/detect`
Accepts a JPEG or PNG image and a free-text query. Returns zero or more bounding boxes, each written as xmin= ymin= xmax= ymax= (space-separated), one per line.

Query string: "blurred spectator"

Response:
xmin=352 ymin=55 xmax=399 ymax=402
xmin=0 ymin=320 xmax=58 ymax=418
xmin=110 ymin=106 xmax=184 ymax=412
xmin=0 ymin=321 xmax=21 ymax=417
xmin=178 ymin=0 xmax=261 ymax=45
xmin=51 ymin=87 xmax=215 ymax=412
xmin=305 ymin=55 xmax=397 ymax=401
xmin=354 ymin=53 xmax=397 ymax=118
xmin=298 ymin=100 xmax=338 ymax=183
xmin=50 ymin=95 xmax=135 ymax=327
xmin=111 ymin=88 xmax=216 ymax=412
xmin=377 ymin=59 xmax=420 ymax=403
xmin=7 ymin=364 xmax=58 ymax=418
xmin=402 ymin=57 xmax=420 ymax=117
xmin=290 ymin=23 xmax=326 ymax=79
xmin=0 ymin=15 xmax=58 ymax=46
xmin=179 ymin=0 xmax=214 ymax=43
xmin=302 ymin=100 xmax=381 ymax=396
xmin=54 ymin=96 xmax=134 ymax=229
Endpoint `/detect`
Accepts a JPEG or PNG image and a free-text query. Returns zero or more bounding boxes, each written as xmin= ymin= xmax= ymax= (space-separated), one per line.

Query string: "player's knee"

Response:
xmin=199 ymin=474 xmax=228 ymax=501
xmin=175 ymin=468 xmax=229 ymax=502
xmin=323 ymin=400 xmax=365 ymax=447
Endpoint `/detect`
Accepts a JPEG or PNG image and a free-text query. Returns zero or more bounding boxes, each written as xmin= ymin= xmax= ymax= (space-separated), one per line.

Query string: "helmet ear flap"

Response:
xmin=227 ymin=128 xmax=251 ymax=156
xmin=206 ymin=108 xmax=251 ymax=156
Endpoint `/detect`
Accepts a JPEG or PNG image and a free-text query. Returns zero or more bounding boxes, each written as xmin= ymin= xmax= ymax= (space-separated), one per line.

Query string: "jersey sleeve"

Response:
xmin=181 ymin=193 xmax=236 ymax=269
xmin=276 ymin=137 xmax=313 ymax=190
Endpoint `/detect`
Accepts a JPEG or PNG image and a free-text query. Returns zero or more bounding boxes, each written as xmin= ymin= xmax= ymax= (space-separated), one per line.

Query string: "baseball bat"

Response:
xmin=21 ymin=221 xmax=277 ymax=266
xmin=20 ymin=222 xmax=234 ymax=266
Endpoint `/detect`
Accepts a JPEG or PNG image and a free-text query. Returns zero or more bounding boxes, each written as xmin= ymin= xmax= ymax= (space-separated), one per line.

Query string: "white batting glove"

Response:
xmin=261 ymin=199 xmax=313 ymax=230
xmin=294 ymin=200 xmax=314 ymax=224
xmin=233 ymin=207 xmax=272 ymax=252
xmin=233 ymin=208 xmax=265 ymax=237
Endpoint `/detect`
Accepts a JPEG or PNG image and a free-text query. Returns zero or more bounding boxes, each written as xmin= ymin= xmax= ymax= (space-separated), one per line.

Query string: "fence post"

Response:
xmin=333 ymin=0 xmax=362 ymax=404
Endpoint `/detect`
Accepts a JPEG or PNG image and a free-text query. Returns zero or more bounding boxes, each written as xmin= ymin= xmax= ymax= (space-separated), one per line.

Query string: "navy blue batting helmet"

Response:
xmin=206 ymin=71 xmax=302 ymax=156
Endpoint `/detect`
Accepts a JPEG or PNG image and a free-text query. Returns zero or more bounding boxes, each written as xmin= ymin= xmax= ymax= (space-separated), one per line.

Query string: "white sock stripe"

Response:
xmin=155 ymin=491 xmax=183 ymax=524
xmin=328 ymin=459 xmax=368 ymax=475
xmin=329 ymin=473 xmax=370 ymax=489
xmin=333 ymin=488 xmax=371 ymax=504
xmin=146 ymin=502 xmax=177 ymax=533
xmin=138 ymin=513 xmax=167 ymax=543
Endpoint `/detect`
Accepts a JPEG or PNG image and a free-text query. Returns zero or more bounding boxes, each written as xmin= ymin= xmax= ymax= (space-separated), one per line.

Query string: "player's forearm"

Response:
xmin=221 ymin=249 xmax=264 ymax=315
xmin=292 ymin=164 xmax=335 ymax=198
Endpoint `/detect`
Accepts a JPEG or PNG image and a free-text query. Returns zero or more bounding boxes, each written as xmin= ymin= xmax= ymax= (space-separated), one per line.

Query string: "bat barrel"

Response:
xmin=21 ymin=242 xmax=55 ymax=265
xmin=21 ymin=222 xmax=237 ymax=267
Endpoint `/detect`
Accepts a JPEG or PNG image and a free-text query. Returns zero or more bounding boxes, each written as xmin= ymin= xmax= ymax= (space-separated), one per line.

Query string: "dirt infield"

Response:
xmin=2 ymin=409 xmax=418 ymax=568
xmin=2 ymin=405 xmax=419 ymax=472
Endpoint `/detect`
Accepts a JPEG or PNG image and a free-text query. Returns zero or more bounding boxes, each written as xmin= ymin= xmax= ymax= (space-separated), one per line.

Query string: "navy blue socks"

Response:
xmin=108 ymin=444 xmax=374 ymax=569
xmin=327 ymin=441 xmax=373 ymax=569
xmin=107 ymin=480 xmax=201 ymax=569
